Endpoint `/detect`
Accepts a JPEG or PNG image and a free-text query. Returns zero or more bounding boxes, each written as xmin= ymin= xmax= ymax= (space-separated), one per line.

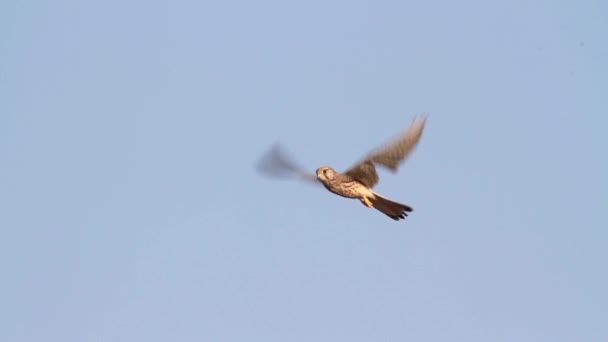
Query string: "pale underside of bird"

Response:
xmin=257 ymin=115 xmax=427 ymax=221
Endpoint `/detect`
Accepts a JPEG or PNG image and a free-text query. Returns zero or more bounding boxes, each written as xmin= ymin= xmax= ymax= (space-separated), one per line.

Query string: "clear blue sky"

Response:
xmin=1 ymin=0 xmax=606 ymax=341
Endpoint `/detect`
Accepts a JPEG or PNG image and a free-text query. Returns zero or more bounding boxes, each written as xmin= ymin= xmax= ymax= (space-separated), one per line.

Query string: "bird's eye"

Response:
xmin=323 ymin=169 xmax=327 ymax=175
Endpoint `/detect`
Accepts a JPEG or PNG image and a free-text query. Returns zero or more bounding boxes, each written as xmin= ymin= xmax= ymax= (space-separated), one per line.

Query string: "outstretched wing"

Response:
xmin=344 ymin=115 xmax=427 ymax=188
xmin=256 ymin=143 xmax=319 ymax=184
xmin=343 ymin=160 xmax=379 ymax=188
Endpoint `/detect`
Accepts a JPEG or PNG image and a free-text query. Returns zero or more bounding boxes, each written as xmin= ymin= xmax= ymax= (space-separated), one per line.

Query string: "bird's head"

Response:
xmin=316 ymin=166 xmax=337 ymax=183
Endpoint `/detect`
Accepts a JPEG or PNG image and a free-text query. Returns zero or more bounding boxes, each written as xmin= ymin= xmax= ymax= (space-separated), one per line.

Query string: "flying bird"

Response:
xmin=257 ymin=116 xmax=427 ymax=220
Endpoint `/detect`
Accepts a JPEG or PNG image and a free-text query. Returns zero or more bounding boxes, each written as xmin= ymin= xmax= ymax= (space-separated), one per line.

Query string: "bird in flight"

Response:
xmin=257 ymin=115 xmax=427 ymax=220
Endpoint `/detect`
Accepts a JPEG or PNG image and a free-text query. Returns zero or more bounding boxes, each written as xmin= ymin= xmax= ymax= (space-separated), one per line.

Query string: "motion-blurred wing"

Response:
xmin=256 ymin=143 xmax=318 ymax=184
xmin=344 ymin=115 xmax=426 ymax=188
xmin=343 ymin=160 xmax=379 ymax=188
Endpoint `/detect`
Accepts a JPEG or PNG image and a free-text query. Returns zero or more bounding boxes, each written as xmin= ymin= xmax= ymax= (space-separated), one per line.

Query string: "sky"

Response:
xmin=1 ymin=0 xmax=606 ymax=341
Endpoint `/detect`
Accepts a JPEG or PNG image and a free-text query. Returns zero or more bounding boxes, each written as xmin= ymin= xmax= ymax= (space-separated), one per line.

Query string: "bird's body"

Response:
xmin=316 ymin=166 xmax=413 ymax=220
xmin=258 ymin=115 xmax=427 ymax=221
xmin=316 ymin=167 xmax=374 ymax=199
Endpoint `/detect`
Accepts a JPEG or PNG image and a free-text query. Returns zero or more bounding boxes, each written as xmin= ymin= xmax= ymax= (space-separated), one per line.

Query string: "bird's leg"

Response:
xmin=360 ymin=197 xmax=374 ymax=208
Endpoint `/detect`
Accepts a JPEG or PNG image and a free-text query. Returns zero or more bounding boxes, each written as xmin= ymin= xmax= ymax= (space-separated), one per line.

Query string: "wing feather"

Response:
xmin=344 ymin=115 xmax=426 ymax=188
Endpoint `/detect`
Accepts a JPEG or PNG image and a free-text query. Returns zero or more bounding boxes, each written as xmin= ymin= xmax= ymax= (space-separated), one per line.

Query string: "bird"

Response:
xmin=257 ymin=115 xmax=427 ymax=220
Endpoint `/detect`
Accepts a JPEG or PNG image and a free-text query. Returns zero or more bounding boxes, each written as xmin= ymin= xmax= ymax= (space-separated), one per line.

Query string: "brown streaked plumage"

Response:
xmin=257 ymin=115 xmax=427 ymax=221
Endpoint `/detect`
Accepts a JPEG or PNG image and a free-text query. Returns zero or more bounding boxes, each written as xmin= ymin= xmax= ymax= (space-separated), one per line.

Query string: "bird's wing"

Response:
xmin=344 ymin=115 xmax=427 ymax=188
xmin=256 ymin=143 xmax=319 ymax=184
xmin=343 ymin=160 xmax=379 ymax=188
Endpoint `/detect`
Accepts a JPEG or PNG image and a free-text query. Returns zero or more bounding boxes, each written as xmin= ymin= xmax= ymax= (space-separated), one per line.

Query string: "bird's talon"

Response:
xmin=361 ymin=197 xmax=374 ymax=208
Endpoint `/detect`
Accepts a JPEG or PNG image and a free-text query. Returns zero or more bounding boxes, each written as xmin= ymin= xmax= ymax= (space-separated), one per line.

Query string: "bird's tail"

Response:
xmin=370 ymin=193 xmax=413 ymax=220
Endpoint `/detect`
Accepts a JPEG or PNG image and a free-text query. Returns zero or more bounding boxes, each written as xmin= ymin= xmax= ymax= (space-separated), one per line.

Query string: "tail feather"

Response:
xmin=370 ymin=194 xmax=413 ymax=221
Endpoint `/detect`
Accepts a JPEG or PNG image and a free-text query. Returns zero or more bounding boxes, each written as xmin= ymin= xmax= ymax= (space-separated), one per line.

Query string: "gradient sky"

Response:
xmin=1 ymin=0 xmax=606 ymax=341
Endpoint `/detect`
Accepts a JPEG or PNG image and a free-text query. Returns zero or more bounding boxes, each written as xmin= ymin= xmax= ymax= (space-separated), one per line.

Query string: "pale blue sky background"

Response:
xmin=1 ymin=0 xmax=606 ymax=341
